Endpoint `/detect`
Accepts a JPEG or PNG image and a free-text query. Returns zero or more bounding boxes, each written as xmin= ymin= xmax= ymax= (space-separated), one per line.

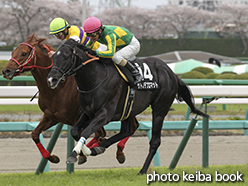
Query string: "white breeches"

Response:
xmin=112 ymin=36 xmax=140 ymax=65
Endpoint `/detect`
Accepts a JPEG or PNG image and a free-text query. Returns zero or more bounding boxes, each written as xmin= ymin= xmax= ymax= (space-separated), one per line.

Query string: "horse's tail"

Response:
xmin=177 ymin=78 xmax=209 ymax=118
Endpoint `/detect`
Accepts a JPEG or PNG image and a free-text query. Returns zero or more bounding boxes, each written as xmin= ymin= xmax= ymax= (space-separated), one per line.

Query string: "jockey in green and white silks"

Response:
xmin=83 ymin=16 xmax=142 ymax=85
xmin=86 ymin=25 xmax=139 ymax=63
xmin=49 ymin=17 xmax=106 ymax=57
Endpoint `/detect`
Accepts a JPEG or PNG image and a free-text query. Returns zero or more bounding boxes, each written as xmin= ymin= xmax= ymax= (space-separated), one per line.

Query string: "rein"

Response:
xmin=11 ymin=42 xmax=53 ymax=76
xmin=57 ymin=43 xmax=109 ymax=93
xmin=59 ymin=44 xmax=100 ymax=79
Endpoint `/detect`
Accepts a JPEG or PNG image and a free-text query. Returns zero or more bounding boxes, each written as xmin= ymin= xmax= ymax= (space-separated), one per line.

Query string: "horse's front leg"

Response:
xmin=31 ymin=116 xmax=60 ymax=163
xmin=67 ymin=109 xmax=109 ymax=164
xmin=91 ymin=116 xmax=139 ymax=157
xmin=78 ymin=127 xmax=106 ymax=165
xmin=70 ymin=113 xmax=92 ymax=141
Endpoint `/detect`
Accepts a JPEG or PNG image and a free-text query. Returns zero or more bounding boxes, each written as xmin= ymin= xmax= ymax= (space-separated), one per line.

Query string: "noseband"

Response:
xmin=11 ymin=42 xmax=53 ymax=76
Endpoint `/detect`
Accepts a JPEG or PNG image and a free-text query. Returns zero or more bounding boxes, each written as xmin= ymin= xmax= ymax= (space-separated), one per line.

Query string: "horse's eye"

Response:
xmin=22 ymin=52 xmax=27 ymax=57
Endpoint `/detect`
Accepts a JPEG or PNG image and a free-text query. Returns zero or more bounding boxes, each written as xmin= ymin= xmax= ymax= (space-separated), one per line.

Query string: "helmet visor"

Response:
xmin=86 ymin=31 xmax=99 ymax=37
xmin=53 ymin=31 xmax=63 ymax=38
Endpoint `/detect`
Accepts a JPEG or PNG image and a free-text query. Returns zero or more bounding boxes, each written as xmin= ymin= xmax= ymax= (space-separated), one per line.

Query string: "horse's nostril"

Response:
xmin=2 ymin=69 xmax=10 ymax=75
xmin=47 ymin=77 xmax=58 ymax=89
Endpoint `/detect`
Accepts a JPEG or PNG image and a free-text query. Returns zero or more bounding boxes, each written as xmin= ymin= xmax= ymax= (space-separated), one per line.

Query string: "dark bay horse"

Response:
xmin=47 ymin=38 xmax=208 ymax=174
xmin=1 ymin=34 xmax=130 ymax=165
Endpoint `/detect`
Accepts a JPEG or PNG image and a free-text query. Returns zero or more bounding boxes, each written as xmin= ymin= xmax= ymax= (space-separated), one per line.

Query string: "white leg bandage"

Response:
xmin=73 ymin=137 xmax=91 ymax=156
xmin=73 ymin=137 xmax=85 ymax=154
xmin=82 ymin=145 xmax=92 ymax=156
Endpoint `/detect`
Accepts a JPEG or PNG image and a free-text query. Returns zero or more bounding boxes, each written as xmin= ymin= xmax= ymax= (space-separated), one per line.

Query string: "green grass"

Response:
xmin=0 ymin=105 xmax=42 ymax=114
xmin=0 ymin=103 xmax=247 ymax=117
xmin=0 ymin=165 xmax=247 ymax=186
xmin=141 ymin=104 xmax=248 ymax=116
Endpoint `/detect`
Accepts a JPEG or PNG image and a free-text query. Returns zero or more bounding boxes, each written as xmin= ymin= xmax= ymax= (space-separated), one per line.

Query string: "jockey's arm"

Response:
xmin=69 ymin=35 xmax=107 ymax=51
xmin=95 ymin=34 xmax=116 ymax=58
xmin=86 ymin=39 xmax=107 ymax=51
xmin=86 ymin=34 xmax=116 ymax=58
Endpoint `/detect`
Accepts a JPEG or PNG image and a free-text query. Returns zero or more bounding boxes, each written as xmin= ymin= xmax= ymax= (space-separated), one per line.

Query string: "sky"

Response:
xmin=59 ymin=0 xmax=168 ymax=13
xmin=88 ymin=0 xmax=168 ymax=9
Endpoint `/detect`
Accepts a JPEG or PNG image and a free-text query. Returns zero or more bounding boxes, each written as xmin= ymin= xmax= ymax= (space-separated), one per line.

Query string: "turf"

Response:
xmin=0 ymin=165 xmax=247 ymax=186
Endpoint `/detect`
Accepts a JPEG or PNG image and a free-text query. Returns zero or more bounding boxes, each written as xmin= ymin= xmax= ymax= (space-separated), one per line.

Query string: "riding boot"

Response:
xmin=125 ymin=61 xmax=143 ymax=84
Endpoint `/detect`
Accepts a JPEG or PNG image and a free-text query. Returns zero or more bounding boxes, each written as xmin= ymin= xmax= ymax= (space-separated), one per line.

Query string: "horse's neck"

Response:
xmin=31 ymin=55 xmax=53 ymax=93
xmin=75 ymin=60 xmax=108 ymax=91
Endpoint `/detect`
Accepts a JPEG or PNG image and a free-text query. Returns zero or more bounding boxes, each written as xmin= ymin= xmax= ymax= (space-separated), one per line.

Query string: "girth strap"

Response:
xmin=119 ymin=86 xmax=135 ymax=121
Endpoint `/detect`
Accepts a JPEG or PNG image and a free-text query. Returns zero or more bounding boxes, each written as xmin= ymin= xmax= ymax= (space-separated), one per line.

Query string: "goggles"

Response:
xmin=86 ymin=31 xmax=99 ymax=37
xmin=53 ymin=32 xmax=63 ymax=38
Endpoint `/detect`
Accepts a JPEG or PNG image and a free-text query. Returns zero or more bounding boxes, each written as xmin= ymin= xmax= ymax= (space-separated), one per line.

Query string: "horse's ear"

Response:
xmin=37 ymin=38 xmax=46 ymax=49
xmin=37 ymin=38 xmax=55 ymax=53
xmin=37 ymin=38 xmax=47 ymax=45
xmin=27 ymin=33 xmax=36 ymax=43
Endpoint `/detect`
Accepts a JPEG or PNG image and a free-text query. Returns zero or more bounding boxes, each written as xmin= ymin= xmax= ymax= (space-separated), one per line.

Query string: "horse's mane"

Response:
xmin=27 ymin=33 xmax=55 ymax=54
xmin=72 ymin=39 xmax=112 ymax=64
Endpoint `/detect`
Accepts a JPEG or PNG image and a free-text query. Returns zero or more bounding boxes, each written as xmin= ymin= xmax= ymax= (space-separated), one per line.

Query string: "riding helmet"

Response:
xmin=83 ymin=17 xmax=102 ymax=33
xmin=49 ymin=18 xmax=69 ymax=34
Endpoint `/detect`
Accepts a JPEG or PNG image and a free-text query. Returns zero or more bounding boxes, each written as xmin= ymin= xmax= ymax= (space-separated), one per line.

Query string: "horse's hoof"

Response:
xmin=116 ymin=145 xmax=125 ymax=164
xmin=90 ymin=146 xmax=106 ymax=156
xmin=66 ymin=156 xmax=77 ymax=164
xmin=66 ymin=151 xmax=77 ymax=164
xmin=117 ymin=154 xmax=126 ymax=164
xmin=48 ymin=155 xmax=60 ymax=164
xmin=78 ymin=155 xmax=87 ymax=165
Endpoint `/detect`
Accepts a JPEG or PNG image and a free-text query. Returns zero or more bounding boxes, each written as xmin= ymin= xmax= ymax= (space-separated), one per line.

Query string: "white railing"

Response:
xmin=1 ymin=85 xmax=248 ymax=105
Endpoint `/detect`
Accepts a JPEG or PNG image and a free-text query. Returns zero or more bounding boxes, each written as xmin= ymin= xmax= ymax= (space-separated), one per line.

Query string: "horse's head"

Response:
xmin=47 ymin=38 xmax=90 ymax=89
xmin=2 ymin=34 xmax=52 ymax=79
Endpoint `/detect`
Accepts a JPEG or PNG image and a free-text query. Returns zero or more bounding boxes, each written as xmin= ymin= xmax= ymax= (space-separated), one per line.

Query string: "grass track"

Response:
xmin=0 ymin=165 xmax=247 ymax=186
xmin=1 ymin=104 xmax=248 ymax=117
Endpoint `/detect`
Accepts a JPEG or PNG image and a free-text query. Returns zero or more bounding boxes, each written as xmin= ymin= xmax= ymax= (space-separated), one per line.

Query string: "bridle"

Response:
xmin=52 ymin=43 xmax=109 ymax=93
xmin=10 ymin=42 xmax=53 ymax=76
xmin=54 ymin=43 xmax=100 ymax=81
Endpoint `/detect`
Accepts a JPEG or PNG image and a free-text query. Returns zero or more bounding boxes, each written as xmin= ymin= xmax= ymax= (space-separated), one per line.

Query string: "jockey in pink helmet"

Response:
xmin=83 ymin=16 xmax=142 ymax=85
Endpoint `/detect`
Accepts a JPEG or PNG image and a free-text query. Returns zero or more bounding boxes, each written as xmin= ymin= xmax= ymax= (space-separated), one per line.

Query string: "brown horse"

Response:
xmin=1 ymin=34 xmax=131 ymax=165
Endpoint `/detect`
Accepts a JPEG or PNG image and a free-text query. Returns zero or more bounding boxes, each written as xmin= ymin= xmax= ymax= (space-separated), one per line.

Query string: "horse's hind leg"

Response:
xmin=139 ymin=114 xmax=165 ymax=174
xmin=116 ymin=117 xmax=139 ymax=163
xmin=116 ymin=136 xmax=130 ymax=164
xmin=31 ymin=115 xmax=60 ymax=163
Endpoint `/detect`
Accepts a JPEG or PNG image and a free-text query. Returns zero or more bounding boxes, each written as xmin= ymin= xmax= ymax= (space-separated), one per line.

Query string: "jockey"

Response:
xmin=49 ymin=17 xmax=106 ymax=57
xmin=83 ymin=16 xmax=143 ymax=85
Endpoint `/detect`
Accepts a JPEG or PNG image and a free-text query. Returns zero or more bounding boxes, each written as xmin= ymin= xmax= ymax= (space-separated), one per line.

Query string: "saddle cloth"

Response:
xmin=114 ymin=60 xmax=159 ymax=90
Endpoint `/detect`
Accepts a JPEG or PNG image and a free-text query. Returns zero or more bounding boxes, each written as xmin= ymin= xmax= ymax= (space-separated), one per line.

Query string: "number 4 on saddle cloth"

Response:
xmin=114 ymin=59 xmax=159 ymax=121
xmin=115 ymin=59 xmax=159 ymax=90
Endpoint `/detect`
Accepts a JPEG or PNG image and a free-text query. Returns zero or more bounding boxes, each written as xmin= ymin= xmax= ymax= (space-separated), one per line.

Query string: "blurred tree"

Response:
xmin=156 ymin=5 xmax=212 ymax=45
xmin=98 ymin=7 xmax=158 ymax=39
xmin=212 ymin=4 xmax=248 ymax=54
xmin=1 ymin=0 xmax=248 ymax=54
xmin=0 ymin=0 xmax=92 ymax=45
